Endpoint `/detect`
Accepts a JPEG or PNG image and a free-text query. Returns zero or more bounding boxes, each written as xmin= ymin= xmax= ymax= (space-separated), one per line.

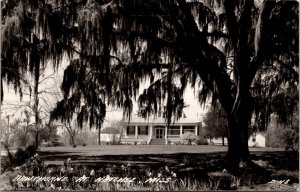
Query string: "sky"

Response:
xmin=0 ymin=60 xmax=208 ymax=127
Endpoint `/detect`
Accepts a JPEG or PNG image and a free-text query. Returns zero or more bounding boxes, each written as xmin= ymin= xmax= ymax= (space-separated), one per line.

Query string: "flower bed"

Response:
xmin=5 ymin=155 xmax=212 ymax=191
xmin=1 ymin=151 xmax=299 ymax=191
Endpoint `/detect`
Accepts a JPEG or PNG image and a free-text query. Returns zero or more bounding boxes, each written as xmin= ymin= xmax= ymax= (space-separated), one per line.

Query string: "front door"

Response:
xmin=155 ymin=128 xmax=164 ymax=139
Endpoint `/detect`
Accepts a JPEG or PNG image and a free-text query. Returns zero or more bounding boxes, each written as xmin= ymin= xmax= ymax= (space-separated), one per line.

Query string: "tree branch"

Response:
xmin=249 ymin=1 xmax=277 ymax=81
xmin=200 ymin=30 xmax=229 ymax=38
xmin=224 ymin=0 xmax=239 ymax=49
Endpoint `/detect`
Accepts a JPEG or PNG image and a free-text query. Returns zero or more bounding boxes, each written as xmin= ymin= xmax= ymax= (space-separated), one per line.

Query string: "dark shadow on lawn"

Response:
xmin=37 ymin=150 xmax=299 ymax=172
xmin=251 ymin=151 xmax=299 ymax=171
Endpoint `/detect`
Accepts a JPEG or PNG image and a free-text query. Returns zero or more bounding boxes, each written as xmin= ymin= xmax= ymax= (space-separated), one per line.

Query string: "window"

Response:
xmin=183 ymin=126 xmax=195 ymax=134
xmin=126 ymin=126 xmax=135 ymax=135
xmin=138 ymin=126 xmax=148 ymax=135
xmin=168 ymin=126 xmax=180 ymax=135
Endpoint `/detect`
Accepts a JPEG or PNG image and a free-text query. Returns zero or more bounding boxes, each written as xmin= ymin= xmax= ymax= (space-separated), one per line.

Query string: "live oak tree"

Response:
xmin=1 ymin=0 xmax=298 ymax=174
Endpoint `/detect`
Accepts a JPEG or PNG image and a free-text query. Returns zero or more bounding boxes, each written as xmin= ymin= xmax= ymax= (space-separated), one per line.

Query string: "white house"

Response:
xmin=248 ymin=133 xmax=266 ymax=147
xmin=100 ymin=127 xmax=121 ymax=143
xmin=208 ymin=133 xmax=266 ymax=147
xmin=209 ymin=137 xmax=228 ymax=145
xmin=120 ymin=115 xmax=202 ymax=145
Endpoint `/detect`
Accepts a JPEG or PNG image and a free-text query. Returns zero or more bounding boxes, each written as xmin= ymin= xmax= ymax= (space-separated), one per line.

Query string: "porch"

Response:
xmin=121 ymin=122 xmax=201 ymax=145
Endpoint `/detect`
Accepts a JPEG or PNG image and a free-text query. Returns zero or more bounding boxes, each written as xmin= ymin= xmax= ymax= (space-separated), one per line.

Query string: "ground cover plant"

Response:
xmin=1 ymin=145 xmax=37 ymax=173
xmin=1 ymin=146 xmax=298 ymax=191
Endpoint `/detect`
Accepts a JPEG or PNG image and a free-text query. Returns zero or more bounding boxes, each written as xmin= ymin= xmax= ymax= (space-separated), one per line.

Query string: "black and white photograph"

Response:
xmin=0 ymin=0 xmax=299 ymax=191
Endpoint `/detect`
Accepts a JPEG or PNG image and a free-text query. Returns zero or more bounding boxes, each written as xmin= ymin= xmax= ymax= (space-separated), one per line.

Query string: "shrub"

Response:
xmin=111 ymin=139 xmax=121 ymax=145
xmin=282 ymin=129 xmax=299 ymax=151
xmin=26 ymin=145 xmax=37 ymax=157
xmin=196 ymin=136 xmax=209 ymax=145
xmin=180 ymin=132 xmax=198 ymax=145
xmin=2 ymin=145 xmax=37 ymax=172
xmin=14 ymin=145 xmax=37 ymax=166
xmin=12 ymin=148 xmax=26 ymax=166
xmin=11 ymin=130 xmax=35 ymax=148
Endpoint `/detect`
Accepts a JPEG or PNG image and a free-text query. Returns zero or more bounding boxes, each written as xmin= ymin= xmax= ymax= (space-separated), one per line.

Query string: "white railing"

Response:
xmin=167 ymin=135 xmax=180 ymax=138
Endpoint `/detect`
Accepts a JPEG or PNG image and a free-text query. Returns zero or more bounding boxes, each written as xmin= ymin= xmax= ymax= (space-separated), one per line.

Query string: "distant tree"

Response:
xmin=282 ymin=110 xmax=299 ymax=151
xmin=265 ymin=111 xmax=299 ymax=150
xmin=1 ymin=68 xmax=62 ymax=148
xmin=282 ymin=128 xmax=298 ymax=151
xmin=265 ymin=123 xmax=285 ymax=148
xmin=39 ymin=123 xmax=60 ymax=143
xmin=9 ymin=119 xmax=35 ymax=148
xmin=1 ymin=0 xmax=72 ymax=148
xmin=110 ymin=120 xmax=124 ymax=140
xmin=203 ymin=103 xmax=228 ymax=146
xmin=62 ymin=121 xmax=77 ymax=147
xmin=0 ymin=119 xmax=9 ymax=146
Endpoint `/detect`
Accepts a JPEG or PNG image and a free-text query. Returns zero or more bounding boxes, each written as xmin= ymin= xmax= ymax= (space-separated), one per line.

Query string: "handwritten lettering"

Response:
xmin=13 ymin=175 xmax=68 ymax=183
xmin=13 ymin=175 xmax=171 ymax=184
xmin=95 ymin=176 xmax=136 ymax=183
xmin=145 ymin=177 xmax=171 ymax=184
xmin=75 ymin=175 xmax=90 ymax=182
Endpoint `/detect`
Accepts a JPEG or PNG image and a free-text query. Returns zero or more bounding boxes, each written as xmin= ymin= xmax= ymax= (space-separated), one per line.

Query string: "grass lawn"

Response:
xmin=35 ymin=145 xmax=294 ymax=173
xmin=34 ymin=145 xmax=288 ymax=169
xmin=38 ymin=145 xmax=284 ymax=156
xmin=1 ymin=145 xmax=298 ymax=190
xmin=36 ymin=145 xmax=285 ymax=167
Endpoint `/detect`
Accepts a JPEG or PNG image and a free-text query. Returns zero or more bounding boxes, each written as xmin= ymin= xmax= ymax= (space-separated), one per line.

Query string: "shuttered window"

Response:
xmin=138 ymin=126 xmax=148 ymax=135
xmin=126 ymin=126 xmax=135 ymax=135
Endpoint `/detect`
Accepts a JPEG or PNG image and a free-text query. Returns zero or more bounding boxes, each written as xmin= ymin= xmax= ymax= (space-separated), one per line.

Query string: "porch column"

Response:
xmin=195 ymin=125 xmax=198 ymax=136
xmin=180 ymin=125 xmax=183 ymax=135
xmin=135 ymin=125 xmax=138 ymax=138
xmin=123 ymin=126 xmax=127 ymax=138
xmin=149 ymin=126 xmax=153 ymax=139
xmin=165 ymin=126 xmax=168 ymax=139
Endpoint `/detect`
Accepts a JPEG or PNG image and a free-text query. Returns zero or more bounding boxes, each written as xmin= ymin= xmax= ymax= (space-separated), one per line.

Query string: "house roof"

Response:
xmin=121 ymin=117 xmax=201 ymax=126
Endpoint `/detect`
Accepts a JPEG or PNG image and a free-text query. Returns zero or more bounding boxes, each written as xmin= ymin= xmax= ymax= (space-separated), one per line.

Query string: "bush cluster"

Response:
xmin=2 ymin=145 xmax=37 ymax=172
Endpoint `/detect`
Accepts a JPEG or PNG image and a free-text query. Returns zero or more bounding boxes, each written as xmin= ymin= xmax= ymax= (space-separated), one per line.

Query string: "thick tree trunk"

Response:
xmin=240 ymin=122 xmax=250 ymax=162
xmin=227 ymin=122 xmax=249 ymax=174
xmin=226 ymin=92 xmax=251 ymax=175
